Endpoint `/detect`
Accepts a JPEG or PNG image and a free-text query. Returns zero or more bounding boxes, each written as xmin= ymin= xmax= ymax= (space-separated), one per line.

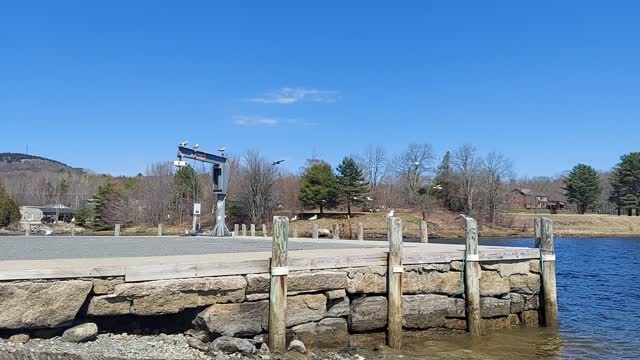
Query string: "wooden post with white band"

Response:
xmin=268 ymin=216 xmax=289 ymax=353
xmin=537 ymin=217 xmax=559 ymax=328
xmin=387 ymin=216 xmax=403 ymax=349
xmin=464 ymin=216 xmax=482 ymax=336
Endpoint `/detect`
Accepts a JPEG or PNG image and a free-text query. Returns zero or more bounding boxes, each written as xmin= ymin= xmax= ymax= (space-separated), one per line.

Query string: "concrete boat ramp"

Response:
xmin=0 ymin=235 xmax=539 ymax=282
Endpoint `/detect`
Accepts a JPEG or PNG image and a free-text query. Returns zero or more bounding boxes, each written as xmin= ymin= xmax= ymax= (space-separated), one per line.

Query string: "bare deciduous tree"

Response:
xmin=237 ymin=151 xmax=278 ymax=225
xmin=393 ymin=143 xmax=435 ymax=207
xmin=362 ymin=145 xmax=387 ymax=191
xmin=452 ymin=144 xmax=483 ymax=216
xmin=482 ymin=152 xmax=513 ymax=227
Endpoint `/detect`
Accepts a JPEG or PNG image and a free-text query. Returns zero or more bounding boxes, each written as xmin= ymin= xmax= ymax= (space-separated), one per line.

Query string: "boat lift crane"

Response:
xmin=175 ymin=144 xmax=230 ymax=236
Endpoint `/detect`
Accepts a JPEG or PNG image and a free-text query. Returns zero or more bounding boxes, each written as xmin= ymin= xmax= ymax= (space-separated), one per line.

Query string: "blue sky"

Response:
xmin=1 ymin=1 xmax=639 ymax=176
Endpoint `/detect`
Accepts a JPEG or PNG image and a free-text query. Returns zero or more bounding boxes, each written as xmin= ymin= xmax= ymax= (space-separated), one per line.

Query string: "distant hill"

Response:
xmin=0 ymin=153 xmax=78 ymax=173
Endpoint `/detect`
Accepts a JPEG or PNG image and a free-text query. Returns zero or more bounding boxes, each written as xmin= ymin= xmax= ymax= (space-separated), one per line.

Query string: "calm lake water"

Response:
xmin=382 ymin=237 xmax=640 ymax=360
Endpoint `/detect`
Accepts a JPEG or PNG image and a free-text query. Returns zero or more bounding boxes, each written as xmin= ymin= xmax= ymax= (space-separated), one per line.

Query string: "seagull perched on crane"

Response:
xmin=193 ymin=144 xmax=199 ymax=150
xmin=272 ymin=160 xmax=285 ymax=165
xmin=218 ymin=147 xmax=226 ymax=155
xmin=309 ymin=215 xmax=318 ymax=221
xmin=179 ymin=141 xmax=188 ymax=147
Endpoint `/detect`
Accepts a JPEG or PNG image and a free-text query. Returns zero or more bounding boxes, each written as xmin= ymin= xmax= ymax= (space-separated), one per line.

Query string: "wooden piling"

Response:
xmin=292 ymin=224 xmax=298 ymax=238
xmin=71 ymin=223 xmax=75 ymax=237
xmin=333 ymin=224 xmax=340 ymax=239
xmin=250 ymin=224 xmax=256 ymax=237
xmin=234 ymin=224 xmax=239 ymax=236
xmin=157 ymin=223 xmax=163 ymax=236
xmin=262 ymin=224 xmax=268 ymax=237
xmin=268 ymin=216 xmax=289 ymax=353
xmin=357 ymin=223 xmax=364 ymax=240
xmin=463 ymin=216 xmax=482 ymax=336
xmin=420 ymin=220 xmax=428 ymax=243
xmin=114 ymin=224 xmax=121 ymax=237
xmin=25 ymin=224 xmax=30 ymax=236
xmin=312 ymin=224 xmax=319 ymax=239
xmin=241 ymin=224 xmax=247 ymax=236
xmin=387 ymin=217 xmax=403 ymax=349
xmin=538 ymin=217 xmax=559 ymax=328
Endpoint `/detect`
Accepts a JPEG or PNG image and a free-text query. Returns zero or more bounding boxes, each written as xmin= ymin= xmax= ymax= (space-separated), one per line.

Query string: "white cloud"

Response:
xmin=232 ymin=115 xmax=280 ymax=126
xmin=232 ymin=115 xmax=316 ymax=127
xmin=249 ymin=87 xmax=339 ymax=104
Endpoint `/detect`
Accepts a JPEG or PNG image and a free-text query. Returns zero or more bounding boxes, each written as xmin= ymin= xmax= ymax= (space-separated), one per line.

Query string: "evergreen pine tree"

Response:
xmin=336 ymin=157 xmax=369 ymax=216
xmin=299 ymin=161 xmax=338 ymax=215
xmin=563 ymin=164 xmax=601 ymax=214
xmin=611 ymin=153 xmax=640 ymax=216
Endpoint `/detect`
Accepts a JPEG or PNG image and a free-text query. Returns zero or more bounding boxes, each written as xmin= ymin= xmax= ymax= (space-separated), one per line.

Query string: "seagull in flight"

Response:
xmin=411 ymin=161 xmax=421 ymax=167
xmin=272 ymin=160 xmax=285 ymax=165
xmin=309 ymin=215 xmax=318 ymax=221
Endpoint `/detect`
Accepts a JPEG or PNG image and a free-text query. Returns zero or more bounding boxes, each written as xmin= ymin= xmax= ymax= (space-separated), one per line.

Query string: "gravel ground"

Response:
xmin=0 ymin=236 xmax=377 ymax=261
xmin=0 ymin=334 xmax=379 ymax=360
xmin=0 ymin=334 xmax=209 ymax=360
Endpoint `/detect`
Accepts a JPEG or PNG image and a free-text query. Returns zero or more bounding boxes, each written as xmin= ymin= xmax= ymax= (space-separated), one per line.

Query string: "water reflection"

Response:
xmin=381 ymin=237 xmax=640 ymax=359
xmin=377 ymin=329 xmax=564 ymax=360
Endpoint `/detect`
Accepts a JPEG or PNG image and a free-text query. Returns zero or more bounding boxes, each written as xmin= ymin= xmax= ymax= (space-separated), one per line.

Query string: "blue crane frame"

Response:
xmin=177 ymin=145 xmax=230 ymax=236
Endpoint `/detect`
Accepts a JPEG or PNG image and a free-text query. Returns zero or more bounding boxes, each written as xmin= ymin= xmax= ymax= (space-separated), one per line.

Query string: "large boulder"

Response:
xmin=285 ymin=294 xmax=327 ymax=327
xmin=349 ymin=296 xmax=387 ymax=332
xmin=346 ymin=267 xmax=387 ymax=294
xmin=246 ymin=271 xmax=348 ymax=294
xmin=480 ymin=297 xmax=511 ymax=318
xmin=87 ymin=295 xmax=131 ymax=316
xmin=209 ymin=336 xmax=256 ymax=354
xmin=402 ymin=294 xmax=463 ymax=329
xmin=62 ymin=323 xmax=98 ymax=343
xmin=510 ymin=273 xmax=541 ymax=295
xmin=404 ymin=270 xmax=463 ymax=296
xmin=0 ymin=280 xmax=92 ymax=329
xmin=291 ymin=318 xmax=349 ymax=349
xmin=479 ymin=271 xmax=510 ymax=297
xmin=326 ymin=290 xmax=350 ymax=317
xmin=89 ymin=276 xmax=246 ymax=316
xmin=194 ymin=301 xmax=267 ymax=337
xmin=91 ymin=278 xmax=124 ymax=295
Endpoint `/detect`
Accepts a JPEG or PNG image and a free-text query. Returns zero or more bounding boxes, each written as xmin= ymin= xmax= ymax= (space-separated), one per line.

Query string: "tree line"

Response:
xmin=3 ymin=147 xmax=640 ymax=230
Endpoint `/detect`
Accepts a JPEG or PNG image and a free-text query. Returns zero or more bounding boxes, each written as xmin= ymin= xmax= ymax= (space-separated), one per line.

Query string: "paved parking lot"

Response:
xmin=0 ymin=235 xmax=383 ymax=261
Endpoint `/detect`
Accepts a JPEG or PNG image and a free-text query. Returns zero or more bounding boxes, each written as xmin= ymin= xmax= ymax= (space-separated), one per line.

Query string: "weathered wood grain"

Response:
xmin=387 ymin=217 xmax=403 ymax=349
xmin=357 ymin=223 xmax=364 ymax=241
xmin=269 ymin=216 xmax=288 ymax=353
xmin=464 ymin=216 xmax=482 ymax=336
xmin=539 ymin=217 xmax=558 ymax=328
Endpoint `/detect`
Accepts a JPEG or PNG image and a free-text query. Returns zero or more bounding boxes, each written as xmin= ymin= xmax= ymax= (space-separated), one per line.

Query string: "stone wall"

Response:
xmin=0 ymin=259 xmax=541 ymax=348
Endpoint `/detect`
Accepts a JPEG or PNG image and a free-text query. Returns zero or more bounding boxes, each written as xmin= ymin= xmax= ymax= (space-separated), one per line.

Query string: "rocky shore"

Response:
xmin=0 ymin=332 xmax=377 ymax=360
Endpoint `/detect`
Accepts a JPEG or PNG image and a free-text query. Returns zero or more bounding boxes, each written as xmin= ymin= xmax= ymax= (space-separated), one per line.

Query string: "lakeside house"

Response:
xmin=510 ymin=188 xmax=549 ymax=209
xmin=510 ymin=188 xmax=567 ymax=211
